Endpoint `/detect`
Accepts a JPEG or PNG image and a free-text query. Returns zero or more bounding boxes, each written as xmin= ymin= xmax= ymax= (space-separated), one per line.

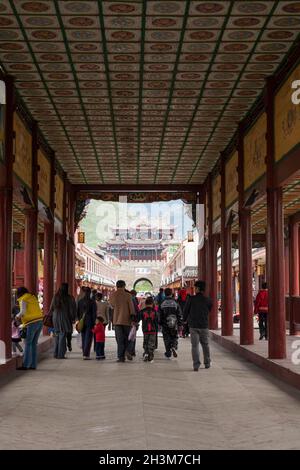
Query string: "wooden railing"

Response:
xmin=286 ymin=296 xmax=300 ymax=335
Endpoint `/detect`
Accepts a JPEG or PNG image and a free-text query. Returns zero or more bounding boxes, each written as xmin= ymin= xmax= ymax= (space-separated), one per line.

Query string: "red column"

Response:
xmin=43 ymin=221 xmax=54 ymax=318
xmin=198 ymin=243 xmax=206 ymax=280
xmin=24 ymin=208 xmax=38 ymax=294
xmin=289 ymin=220 xmax=299 ymax=296
xmin=67 ymin=186 xmax=76 ymax=296
xmin=239 ymin=208 xmax=254 ymax=344
xmin=209 ymin=233 xmax=218 ymax=329
xmin=267 ymin=188 xmax=286 ymax=357
xmin=284 ymin=241 xmax=290 ymax=295
xmin=289 ymin=220 xmax=299 ymax=335
xmin=67 ymin=239 xmax=75 ymax=296
xmin=43 ymin=152 xmax=55 ymax=330
xmin=0 ymin=75 xmax=14 ymax=359
xmin=221 ymin=157 xmax=233 ymax=336
xmin=299 ymin=226 xmax=300 ymax=293
xmin=24 ymin=120 xmax=38 ymax=294
xmin=238 ymin=124 xmax=254 ymax=345
xmin=56 ymin=233 xmax=66 ymax=290
xmin=265 ymin=77 xmax=286 ymax=359
xmin=56 ymin=172 xmax=67 ymax=291
xmin=207 ymin=175 xmax=218 ymax=329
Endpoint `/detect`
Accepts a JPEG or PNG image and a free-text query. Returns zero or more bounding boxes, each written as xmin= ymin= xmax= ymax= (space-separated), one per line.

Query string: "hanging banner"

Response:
xmin=77 ymin=232 xmax=85 ymax=244
xmin=244 ymin=112 xmax=267 ymax=190
xmin=225 ymin=151 xmax=238 ymax=208
xmin=212 ymin=174 xmax=221 ymax=221
xmin=55 ymin=174 xmax=64 ymax=220
xmin=38 ymin=149 xmax=51 ymax=207
xmin=275 ymin=62 xmax=300 ymax=162
xmin=13 ymin=112 xmax=32 ymax=188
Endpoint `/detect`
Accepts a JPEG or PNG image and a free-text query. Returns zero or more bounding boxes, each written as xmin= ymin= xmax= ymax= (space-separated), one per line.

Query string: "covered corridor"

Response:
xmin=1 ymin=337 xmax=300 ymax=450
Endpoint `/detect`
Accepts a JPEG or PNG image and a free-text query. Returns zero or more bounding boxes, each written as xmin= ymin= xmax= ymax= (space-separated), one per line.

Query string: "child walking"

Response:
xmin=92 ymin=317 xmax=105 ymax=360
xmin=11 ymin=306 xmax=23 ymax=355
xmin=140 ymin=297 xmax=158 ymax=363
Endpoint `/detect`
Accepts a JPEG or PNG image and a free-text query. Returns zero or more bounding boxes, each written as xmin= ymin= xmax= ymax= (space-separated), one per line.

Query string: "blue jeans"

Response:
xmin=54 ymin=332 xmax=67 ymax=359
xmin=95 ymin=342 xmax=105 ymax=358
xmin=115 ymin=325 xmax=131 ymax=360
xmin=23 ymin=321 xmax=43 ymax=369
xmin=82 ymin=328 xmax=93 ymax=358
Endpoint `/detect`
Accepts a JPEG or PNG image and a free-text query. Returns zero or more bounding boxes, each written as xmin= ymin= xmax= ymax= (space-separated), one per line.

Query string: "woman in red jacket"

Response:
xmin=254 ymin=282 xmax=268 ymax=340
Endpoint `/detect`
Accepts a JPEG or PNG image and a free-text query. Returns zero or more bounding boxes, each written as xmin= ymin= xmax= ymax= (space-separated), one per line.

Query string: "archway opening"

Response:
xmin=133 ymin=278 xmax=153 ymax=293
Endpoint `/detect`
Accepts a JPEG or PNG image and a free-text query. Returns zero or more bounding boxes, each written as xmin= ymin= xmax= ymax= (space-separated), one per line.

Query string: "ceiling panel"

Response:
xmin=0 ymin=0 xmax=299 ymax=184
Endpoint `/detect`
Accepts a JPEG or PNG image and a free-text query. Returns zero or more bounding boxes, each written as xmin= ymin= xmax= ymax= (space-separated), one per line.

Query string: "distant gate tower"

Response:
xmin=99 ymin=223 xmax=176 ymax=262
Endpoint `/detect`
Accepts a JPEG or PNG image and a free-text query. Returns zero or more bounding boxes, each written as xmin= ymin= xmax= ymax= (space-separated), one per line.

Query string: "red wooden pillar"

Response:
xmin=239 ymin=208 xmax=253 ymax=344
xmin=238 ymin=124 xmax=254 ymax=345
xmin=56 ymin=174 xmax=67 ymax=290
xmin=24 ymin=208 xmax=38 ymax=294
xmin=0 ymin=75 xmax=14 ymax=359
xmin=67 ymin=186 xmax=76 ymax=296
xmin=289 ymin=219 xmax=299 ymax=335
xmin=67 ymin=240 xmax=75 ymax=296
xmin=24 ymin=121 xmax=38 ymax=294
xmin=284 ymin=241 xmax=290 ymax=295
xmin=56 ymin=233 xmax=66 ymax=289
xmin=207 ymin=175 xmax=218 ymax=329
xmin=221 ymin=156 xmax=233 ymax=336
xmin=210 ymin=234 xmax=218 ymax=329
xmin=289 ymin=220 xmax=299 ymax=296
xmin=43 ymin=153 xmax=55 ymax=328
xmin=43 ymin=221 xmax=54 ymax=313
xmin=265 ymin=77 xmax=286 ymax=359
xmin=198 ymin=242 xmax=206 ymax=280
xmin=299 ymin=226 xmax=300 ymax=293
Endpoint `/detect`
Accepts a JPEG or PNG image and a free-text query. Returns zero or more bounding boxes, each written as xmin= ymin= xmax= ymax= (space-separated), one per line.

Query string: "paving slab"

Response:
xmin=0 ymin=334 xmax=300 ymax=450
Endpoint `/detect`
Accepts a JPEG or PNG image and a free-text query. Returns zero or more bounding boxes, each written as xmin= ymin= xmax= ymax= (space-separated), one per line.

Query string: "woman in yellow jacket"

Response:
xmin=16 ymin=287 xmax=43 ymax=370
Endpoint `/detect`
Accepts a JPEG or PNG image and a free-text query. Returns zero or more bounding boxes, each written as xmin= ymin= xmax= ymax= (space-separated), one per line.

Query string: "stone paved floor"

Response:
xmin=0 ymin=335 xmax=300 ymax=450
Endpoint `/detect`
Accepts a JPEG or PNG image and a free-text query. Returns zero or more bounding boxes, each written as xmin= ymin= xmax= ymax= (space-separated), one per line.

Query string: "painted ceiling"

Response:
xmin=0 ymin=0 xmax=300 ymax=185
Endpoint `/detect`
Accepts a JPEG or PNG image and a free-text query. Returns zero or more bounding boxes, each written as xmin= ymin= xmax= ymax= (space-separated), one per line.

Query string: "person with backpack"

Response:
xmin=159 ymin=288 xmax=182 ymax=359
xmin=140 ymin=297 xmax=158 ymax=362
xmin=183 ymin=280 xmax=212 ymax=371
xmin=254 ymin=282 xmax=269 ymax=340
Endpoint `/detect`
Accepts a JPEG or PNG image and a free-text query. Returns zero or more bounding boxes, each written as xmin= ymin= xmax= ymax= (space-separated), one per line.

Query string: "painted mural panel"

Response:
xmin=55 ymin=174 xmax=64 ymax=220
xmin=212 ymin=174 xmax=221 ymax=221
xmin=13 ymin=112 xmax=32 ymax=188
xmin=38 ymin=149 xmax=50 ymax=207
xmin=275 ymin=62 xmax=300 ymax=162
xmin=225 ymin=151 xmax=238 ymax=208
xmin=244 ymin=112 xmax=267 ymax=190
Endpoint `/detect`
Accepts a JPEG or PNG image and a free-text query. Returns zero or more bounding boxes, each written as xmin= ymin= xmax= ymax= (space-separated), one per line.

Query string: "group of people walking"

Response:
xmin=12 ymin=277 xmax=269 ymax=373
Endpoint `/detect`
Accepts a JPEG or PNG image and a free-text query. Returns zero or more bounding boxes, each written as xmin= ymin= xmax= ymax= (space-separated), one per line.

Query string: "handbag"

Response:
xmin=43 ymin=313 xmax=53 ymax=328
xmin=128 ymin=325 xmax=136 ymax=342
xmin=20 ymin=327 xmax=27 ymax=339
xmin=76 ymin=313 xmax=85 ymax=333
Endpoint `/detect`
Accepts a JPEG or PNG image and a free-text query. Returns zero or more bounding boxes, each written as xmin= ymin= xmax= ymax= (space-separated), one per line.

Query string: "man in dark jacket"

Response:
xmin=183 ymin=280 xmax=212 ymax=371
xmin=159 ymin=288 xmax=182 ymax=359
